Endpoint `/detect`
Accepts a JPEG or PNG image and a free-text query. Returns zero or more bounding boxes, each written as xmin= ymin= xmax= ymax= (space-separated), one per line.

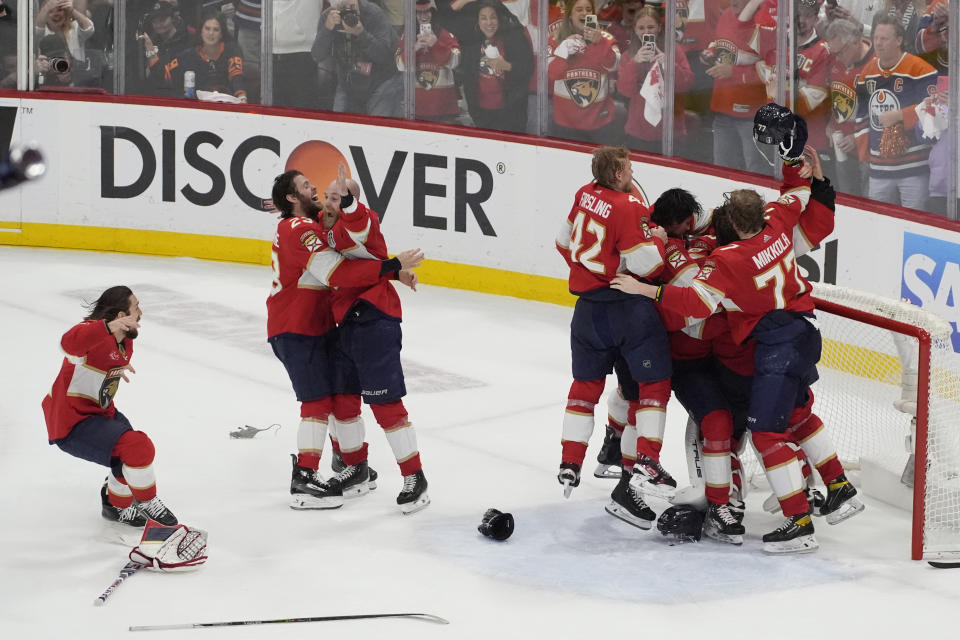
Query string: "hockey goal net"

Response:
xmin=781 ymin=283 xmax=960 ymax=562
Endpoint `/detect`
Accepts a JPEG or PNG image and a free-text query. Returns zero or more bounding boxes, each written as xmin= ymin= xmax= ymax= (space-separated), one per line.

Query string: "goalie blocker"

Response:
xmin=130 ymin=519 xmax=209 ymax=572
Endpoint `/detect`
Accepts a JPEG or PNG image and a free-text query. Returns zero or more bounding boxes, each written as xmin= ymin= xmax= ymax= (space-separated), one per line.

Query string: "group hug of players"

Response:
xmin=41 ymin=162 xmax=432 ymax=557
xmin=556 ymin=104 xmax=864 ymax=554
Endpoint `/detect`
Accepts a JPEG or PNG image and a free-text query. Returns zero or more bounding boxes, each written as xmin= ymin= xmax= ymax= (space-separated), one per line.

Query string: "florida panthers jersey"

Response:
xmin=328 ymin=201 xmax=403 ymax=323
xmin=556 ymin=181 xmax=665 ymax=297
xmin=548 ymin=31 xmax=620 ymax=131
xmin=42 ymin=320 xmax=132 ymax=442
xmin=660 ymin=165 xmax=813 ymax=344
xmin=267 ymin=215 xmax=385 ymax=338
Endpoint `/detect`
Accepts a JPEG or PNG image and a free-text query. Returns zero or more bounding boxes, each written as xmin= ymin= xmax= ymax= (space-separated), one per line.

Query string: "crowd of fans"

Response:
xmin=0 ymin=0 xmax=954 ymax=216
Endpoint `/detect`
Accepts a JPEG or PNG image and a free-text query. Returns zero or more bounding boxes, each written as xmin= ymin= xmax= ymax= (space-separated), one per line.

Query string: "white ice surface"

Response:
xmin=1 ymin=246 xmax=958 ymax=638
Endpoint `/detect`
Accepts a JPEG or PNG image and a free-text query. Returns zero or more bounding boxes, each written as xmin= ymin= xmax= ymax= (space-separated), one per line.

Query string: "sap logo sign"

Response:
xmin=901 ymin=232 xmax=960 ymax=353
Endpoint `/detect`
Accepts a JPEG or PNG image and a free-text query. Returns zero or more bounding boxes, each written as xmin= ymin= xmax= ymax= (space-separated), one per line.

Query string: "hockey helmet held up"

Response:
xmin=753 ymin=102 xmax=795 ymax=146
xmin=656 ymin=505 xmax=705 ymax=543
xmin=478 ymin=508 xmax=515 ymax=541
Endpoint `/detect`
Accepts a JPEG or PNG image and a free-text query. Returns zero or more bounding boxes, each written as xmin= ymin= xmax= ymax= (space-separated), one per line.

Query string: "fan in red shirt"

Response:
xmin=43 ymin=286 xmax=179 ymax=533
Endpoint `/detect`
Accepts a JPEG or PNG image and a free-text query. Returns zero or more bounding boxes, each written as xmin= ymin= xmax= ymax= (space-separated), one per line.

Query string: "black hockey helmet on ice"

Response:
xmin=753 ymin=102 xmax=796 ymax=146
xmin=656 ymin=505 xmax=704 ymax=543
xmin=478 ymin=508 xmax=514 ymax=541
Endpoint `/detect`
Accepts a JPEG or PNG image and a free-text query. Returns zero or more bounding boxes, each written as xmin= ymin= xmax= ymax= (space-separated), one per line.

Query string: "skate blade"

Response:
xmin=762 ymin=534 xmax=819 ymax=555
xmin=825 ymin=497 xmax=864 ymax=525
xmin=399 ymin=493 xmax=431 ymax=515
xmin=704 ymin=526 xmax=743 ymax=546
xmin=342 ymin=483 xmax=371 ymax=499
xmin=561 ymin=480 xmax=574 ymax=499
xmin=604 ymin=501 xmax=653 ymax=530
xmin=629 ymin=476 xmax=677 ymax=500
xmin=101 ymin=521 xmax=144 ymax=546
xmin=290 ymin=494 xmax=344 ymax=510
xmin=593 ymin=463 xmax=622 ymax=479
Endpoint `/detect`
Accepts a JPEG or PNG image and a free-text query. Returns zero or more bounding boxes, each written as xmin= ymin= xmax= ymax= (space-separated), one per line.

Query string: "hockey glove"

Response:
xmin=810 ymin=176 xmax=836 ymax=211
xmin=478 ymin=508 xmax=515 ymax=541
xmin=129 ymin=520 xmax=209 ymax=572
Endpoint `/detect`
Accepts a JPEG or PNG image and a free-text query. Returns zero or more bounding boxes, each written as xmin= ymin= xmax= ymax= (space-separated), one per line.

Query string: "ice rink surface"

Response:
xmin=1 ymin=246 xmax=958 ymax=638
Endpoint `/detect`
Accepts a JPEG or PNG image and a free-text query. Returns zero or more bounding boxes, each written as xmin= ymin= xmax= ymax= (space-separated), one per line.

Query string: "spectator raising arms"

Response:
xmin=35 ymin=0 xmax=94 ymax=66
xmin=617 ymin=4 xmax=693 ymax=155
xmin=548 ymin=0 xmax=621 ymax=145
xmin=162 ymin=11 xmax=246 ymax=101
xmin=397 ymin=0 xmax=462 ymax=123
xmin=460 ymin=0 xmax=534 ymax=133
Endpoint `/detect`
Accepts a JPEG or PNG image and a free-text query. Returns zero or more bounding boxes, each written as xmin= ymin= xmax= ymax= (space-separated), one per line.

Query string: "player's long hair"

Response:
xmin=272 ymin=170 xmax=303 ymax=219
xmin=85 ymin=286 xmax=134 ymax=322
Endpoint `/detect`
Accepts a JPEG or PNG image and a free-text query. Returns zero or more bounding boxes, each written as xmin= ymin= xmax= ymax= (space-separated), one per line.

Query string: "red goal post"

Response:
xmin=809 ymin=283 xmax=960 ymax=563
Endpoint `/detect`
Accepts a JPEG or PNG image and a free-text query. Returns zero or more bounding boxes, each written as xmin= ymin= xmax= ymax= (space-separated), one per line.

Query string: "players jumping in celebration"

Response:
xmin=556 ymin=145 xmax=672 ymax=531
xmin=268 ymin=170 xmax=424 ymax=510
xmin=613 ymin=106 xmax=863 ymax=553
xmin=42 ymin=286 xmax=179 ymax=534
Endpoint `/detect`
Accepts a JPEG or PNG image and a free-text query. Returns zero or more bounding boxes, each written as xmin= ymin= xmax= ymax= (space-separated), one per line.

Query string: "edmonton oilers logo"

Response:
xmin=869 ymin=89 xmax=900 ymax=131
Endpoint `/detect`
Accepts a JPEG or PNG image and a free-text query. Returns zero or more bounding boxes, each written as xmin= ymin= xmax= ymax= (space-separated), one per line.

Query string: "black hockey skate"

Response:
xmin=762 ymin=511 xmax=818 ymax=555
xmin=630 ymin=455 xmax=678 ymax=500
xmin=331 ymin=449 xmax=378 ymax=490
xmin=397 ymin=470 xmax=430 ymax=515
xmin=290 ymin=454 xmax=344 ymax=510
xmin=100 ymin=482 xmax=147 ymax=527
xmin=605 ymin=470 xmax=656 ymax=530
xmin=558 ymin=462 xmax=581 ymax=499
xmin=819 ymin=474 xmax=864 ymax=525
xmin=137 ymin=496 xmax=179 ymax=526
xmin=703 ymin=502 xmax=745 ymax=545
xmin=326 ymin=460 xmax=373 ymax=499
xmin=593 ymin=426 xmax=623 ymax=479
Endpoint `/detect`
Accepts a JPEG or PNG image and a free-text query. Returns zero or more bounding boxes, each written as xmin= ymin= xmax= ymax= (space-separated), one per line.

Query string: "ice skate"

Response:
xmin=100 ymin=482 xmax=147 ymax=528
xmin=820 ymin=474 xmax=864 ymax=525
xmin=326 ymin=460 xmax=373 ymax=499
xmin=605 ymin=470 xmax=656 ymax=530
xmin=703 ymin=502 xmax=745 ymax=545
xmin=331 ymin=449 xmax=378 ymax=490
xmin=558 ymin=462 xmax=581 ymax=499
xmin=397 ymin=470 xmax=430 ymax=515
xmin=629 ymin=455 xmax=677 ymax=500
xmin=138 ymin=496 xmax=179 ymax=526
xmin=290 ymin=454 xmax=344 ymax=510
xmin=762 ymin=512 xmax=819 ymax=555
xmin=593 ymin=426 xmax=623 ymax=479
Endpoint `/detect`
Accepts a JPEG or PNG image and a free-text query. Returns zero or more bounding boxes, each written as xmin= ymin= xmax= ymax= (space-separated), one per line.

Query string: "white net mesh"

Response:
xmin=743 ymin=283 xmax=960 ymax=560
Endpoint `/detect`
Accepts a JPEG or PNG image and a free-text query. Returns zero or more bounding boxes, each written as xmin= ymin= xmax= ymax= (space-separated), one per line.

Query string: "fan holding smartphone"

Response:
xmin=397 ymin=0 xmax=461 ymax=121
xmin=616 ymin=4 xmax=695 ymax=154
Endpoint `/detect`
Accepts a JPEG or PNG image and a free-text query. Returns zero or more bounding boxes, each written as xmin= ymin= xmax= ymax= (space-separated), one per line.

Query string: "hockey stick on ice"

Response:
xmin=95 ymin=561 xmax=145 ymax=606
xmin=129 ymin=612 xmax=450 ymax=631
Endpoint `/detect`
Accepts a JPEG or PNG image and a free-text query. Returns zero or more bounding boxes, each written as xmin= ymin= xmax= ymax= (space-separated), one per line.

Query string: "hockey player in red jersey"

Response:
xmin=614 ymin=106 xmax=861 ymax=553
xmin=43 ymin=286 xmax=179 ymax=532
xmin=322 ymin=166 xmax=430 ymax=515
xmin=556 ymin=145 xmax=672 ymax=531
xmin=268 ymin=170 xmax=423 ymax=510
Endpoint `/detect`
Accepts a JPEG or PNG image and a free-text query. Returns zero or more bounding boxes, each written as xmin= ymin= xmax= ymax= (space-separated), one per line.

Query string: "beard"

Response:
xmin=299 ymin=193 xmax=321 ymax=220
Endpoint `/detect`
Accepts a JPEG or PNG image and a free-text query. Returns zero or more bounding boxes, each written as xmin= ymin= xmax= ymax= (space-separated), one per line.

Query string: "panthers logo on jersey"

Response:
xmin=714 ymin=39 xmax=737 ymax=65
xmin=417 ymin=68 xmax=439 ymax=90
xmin=565 ymin=69 xmax=601 ymax=107
xmin=831 ymin=82 xmax=856 ymax=123
xmin=99 ymin=369 xmax=124 ymax=409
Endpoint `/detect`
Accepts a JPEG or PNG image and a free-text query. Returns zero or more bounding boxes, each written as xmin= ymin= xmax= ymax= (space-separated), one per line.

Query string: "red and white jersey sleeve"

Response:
xmin=328 ymin=200 xmax=403 ymax=323
xmin=556 ymin=182 xmax=665 ymax=295
xmin=42 ymin=320 xmax=133 ymax=442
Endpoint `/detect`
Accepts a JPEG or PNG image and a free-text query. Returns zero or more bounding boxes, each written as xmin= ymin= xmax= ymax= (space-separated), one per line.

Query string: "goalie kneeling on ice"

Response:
xmin=130 ymin=519 xmax=209 ymax=571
